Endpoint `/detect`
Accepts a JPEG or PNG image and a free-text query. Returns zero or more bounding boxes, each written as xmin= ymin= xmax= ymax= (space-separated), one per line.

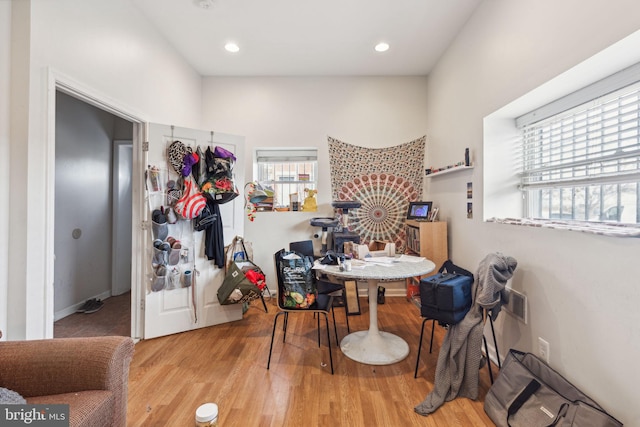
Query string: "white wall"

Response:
xmin=425 ymin=1 xmax=640 ymax=424
xmin=5 ymin=0 xmax=203 ymax=339
xmin=7 ymin=0 xmax=32 ymax=340
xmin=0 ymin=1 xmax=11 ymax=338
xmin=201 ymin=76 xmax=429 ymax=291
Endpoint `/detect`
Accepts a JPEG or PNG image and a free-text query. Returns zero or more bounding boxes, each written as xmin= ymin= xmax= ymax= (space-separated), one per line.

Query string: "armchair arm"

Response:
xmin=0 ymin=336 xmax=134 ymax=398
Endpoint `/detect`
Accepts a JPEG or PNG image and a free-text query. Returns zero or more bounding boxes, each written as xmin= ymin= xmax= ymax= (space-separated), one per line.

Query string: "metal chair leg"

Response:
xmin=283 ymin=312 xmax=288 ymax=342
xmin=482 ymin=310 xmax=500 ymax=384
xmin=322 ymin=312 xmax=334 ymax=374
xmin=488 ymin=315 xmax=501 ymax=369
xmin=414 ymin=318 xmax=428 ymax=378
xmin=429 ymin=319 xmax=436 ymax=353
xmin=267 ymin=312 xmax=285 ymax=370
xmin=415 ymin=318 xmax=437 ymax=378
xmin=483 ymin=335 xmax=494 ymax=384
xmin=259 ymin=293 xmax=268 ymax=313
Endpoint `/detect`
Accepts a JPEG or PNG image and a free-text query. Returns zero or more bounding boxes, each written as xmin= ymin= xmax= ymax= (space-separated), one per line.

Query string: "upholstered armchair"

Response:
xmin=0 ymin=336 xmax=134 ymax=427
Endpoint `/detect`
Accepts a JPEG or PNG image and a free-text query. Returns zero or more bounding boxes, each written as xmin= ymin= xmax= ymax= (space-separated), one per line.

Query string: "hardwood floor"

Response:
xmin=127 ymin=296 xmax=497 ymax=426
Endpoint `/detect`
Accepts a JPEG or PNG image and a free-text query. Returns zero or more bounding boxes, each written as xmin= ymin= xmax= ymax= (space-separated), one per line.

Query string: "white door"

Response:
xmin=143 ymin=123 xmax=245 ymax=339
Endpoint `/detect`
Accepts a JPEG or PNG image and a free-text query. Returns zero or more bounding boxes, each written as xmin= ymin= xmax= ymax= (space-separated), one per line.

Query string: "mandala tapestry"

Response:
xmin=328 ymin=136 xmax=426 ymax=251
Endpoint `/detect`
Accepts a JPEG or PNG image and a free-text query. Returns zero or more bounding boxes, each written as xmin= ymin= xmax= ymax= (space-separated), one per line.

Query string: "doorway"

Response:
xmin=53 ymin=91 xmax=133 ymax=338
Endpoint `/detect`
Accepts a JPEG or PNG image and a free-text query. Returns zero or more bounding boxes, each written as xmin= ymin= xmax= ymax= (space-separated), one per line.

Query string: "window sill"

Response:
xmin=486 ymin=217 xmax=640 ymax=237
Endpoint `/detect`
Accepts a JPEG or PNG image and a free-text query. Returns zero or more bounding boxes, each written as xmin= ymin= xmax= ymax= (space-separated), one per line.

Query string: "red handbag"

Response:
xmin=174 ymin=176 xmax=206 ymax=219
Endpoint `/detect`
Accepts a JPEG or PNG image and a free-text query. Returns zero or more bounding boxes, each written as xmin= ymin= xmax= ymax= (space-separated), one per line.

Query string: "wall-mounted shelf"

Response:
xmin=425 ymin=164 xmax=474 ymax=178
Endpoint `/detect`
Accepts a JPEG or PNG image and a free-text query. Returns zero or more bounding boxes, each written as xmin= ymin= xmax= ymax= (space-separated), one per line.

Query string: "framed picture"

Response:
xmin=406 ymin=201 xmax=433 ymax=221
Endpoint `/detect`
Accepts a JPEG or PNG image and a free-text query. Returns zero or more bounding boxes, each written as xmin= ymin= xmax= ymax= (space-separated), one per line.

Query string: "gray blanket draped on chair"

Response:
xmin=414 ymin=252 xmax=517 ymax=416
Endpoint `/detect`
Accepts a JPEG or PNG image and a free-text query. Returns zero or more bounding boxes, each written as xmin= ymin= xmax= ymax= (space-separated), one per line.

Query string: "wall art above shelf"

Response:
xmin=425 ymin=164 xmax=474 ymax=178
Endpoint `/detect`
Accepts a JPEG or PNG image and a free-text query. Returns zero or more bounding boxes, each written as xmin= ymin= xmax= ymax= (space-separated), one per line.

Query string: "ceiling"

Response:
xmin=131 ymin=0 xmax=481 ymax=77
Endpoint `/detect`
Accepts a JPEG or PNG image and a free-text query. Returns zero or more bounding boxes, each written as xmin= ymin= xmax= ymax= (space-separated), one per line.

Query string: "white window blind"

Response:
xmin=516 ymin=62 xmax=640 ymax=224
xmin=519 ymin=83 xmax=640 ymax=190
xmin=256 ymin=149 xmax=318 ymax=163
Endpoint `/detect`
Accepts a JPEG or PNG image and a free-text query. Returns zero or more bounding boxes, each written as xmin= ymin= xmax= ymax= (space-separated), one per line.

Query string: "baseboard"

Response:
xmin=54 ymin=290 xmax=113 ymax=321
xmin=379 ymin=288 xmax=406 ymax=297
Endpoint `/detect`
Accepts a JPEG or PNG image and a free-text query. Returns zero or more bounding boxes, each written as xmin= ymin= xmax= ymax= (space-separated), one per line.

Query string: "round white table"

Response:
xmin=324 ymin=256 xmax=435 ymax=365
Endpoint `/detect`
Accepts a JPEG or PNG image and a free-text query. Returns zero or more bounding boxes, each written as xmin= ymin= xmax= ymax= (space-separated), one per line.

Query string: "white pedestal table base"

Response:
xmin=340 ymin=330 xmax=410 ymax=365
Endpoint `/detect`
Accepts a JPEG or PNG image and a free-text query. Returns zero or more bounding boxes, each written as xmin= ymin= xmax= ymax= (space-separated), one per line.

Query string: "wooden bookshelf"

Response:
xmin=404 ymin=220 xmax=448 ymax=299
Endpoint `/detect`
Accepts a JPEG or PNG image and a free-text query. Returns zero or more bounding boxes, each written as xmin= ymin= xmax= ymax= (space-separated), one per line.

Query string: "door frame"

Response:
xmin=47 ymin=69 xmax=146 ymax=340
xmin=112 ymin=140 xmax=133 ymax=297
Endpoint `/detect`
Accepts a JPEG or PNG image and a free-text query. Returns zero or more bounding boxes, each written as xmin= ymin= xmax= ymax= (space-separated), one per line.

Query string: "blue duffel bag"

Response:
xmin=419 ymin=272 xmax=473 ymax=325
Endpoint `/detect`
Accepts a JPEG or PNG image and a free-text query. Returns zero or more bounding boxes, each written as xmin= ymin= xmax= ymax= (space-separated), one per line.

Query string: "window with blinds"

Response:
xmin=255 ymin=148 xmax=318 ymax=209
xmin=517 ymin=65 xmax=640 ymax=224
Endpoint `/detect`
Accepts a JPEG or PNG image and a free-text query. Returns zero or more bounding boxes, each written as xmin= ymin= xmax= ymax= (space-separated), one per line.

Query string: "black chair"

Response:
xmin=267 ymin=249 xmax=335 ymax=374
xmin=414 ymin=308 xmax=500 ymax=383
xmin=289 ymin=240 xmax=350 ymax=334
xmin=289 ymin=240 xmax=315 ymax=259
xmin=414 ymin=260 xmax=501 ymax=383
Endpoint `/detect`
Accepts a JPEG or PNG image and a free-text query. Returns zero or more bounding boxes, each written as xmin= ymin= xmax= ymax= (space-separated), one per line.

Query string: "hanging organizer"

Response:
xmin=145 ymin=125 xmax=199 ymax=302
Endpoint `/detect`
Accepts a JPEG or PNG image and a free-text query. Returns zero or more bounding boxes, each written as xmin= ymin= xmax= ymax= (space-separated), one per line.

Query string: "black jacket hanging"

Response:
xmin=203 ymin=194 xmax=224 ymax=267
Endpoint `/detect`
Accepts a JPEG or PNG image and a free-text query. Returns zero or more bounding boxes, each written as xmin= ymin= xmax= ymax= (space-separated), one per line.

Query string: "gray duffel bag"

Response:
xmin=485 ymin=349 xmax=622 ymax=427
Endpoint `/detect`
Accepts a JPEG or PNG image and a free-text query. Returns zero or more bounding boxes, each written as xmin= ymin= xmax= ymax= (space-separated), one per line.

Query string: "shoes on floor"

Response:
xmin=77 ymin=298 xmax=104 ymax=314
xmin=76 ymin=298 xmax=97 ymax=313
xmin=84 ymin=299 xmax=104 ymax=314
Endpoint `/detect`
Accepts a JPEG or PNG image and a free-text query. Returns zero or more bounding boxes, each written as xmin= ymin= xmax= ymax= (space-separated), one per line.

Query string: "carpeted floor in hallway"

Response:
xmin=54 ymin=291 xmax=131 ymax=338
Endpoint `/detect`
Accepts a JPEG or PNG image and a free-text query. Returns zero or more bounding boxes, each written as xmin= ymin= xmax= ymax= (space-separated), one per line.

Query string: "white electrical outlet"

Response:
xmin=538 ymin=337 xmax=550 ymax=364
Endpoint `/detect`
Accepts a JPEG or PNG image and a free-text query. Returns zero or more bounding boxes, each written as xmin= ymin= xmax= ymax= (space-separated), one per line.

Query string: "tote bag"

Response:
xmin=484 ymin=349 xmax=622 ymax=427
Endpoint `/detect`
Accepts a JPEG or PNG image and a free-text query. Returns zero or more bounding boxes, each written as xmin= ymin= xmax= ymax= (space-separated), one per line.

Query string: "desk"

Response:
xmin=323 ymin=256 xmax=435 ymax=365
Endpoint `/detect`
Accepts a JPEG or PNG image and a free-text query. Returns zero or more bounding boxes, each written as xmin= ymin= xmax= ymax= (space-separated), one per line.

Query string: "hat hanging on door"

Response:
xmin=167 ymin=140 xmax=192 ymax=175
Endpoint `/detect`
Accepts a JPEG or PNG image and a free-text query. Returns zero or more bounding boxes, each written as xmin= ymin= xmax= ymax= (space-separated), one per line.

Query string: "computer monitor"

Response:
xmin=406 ymin=201 xmax=432 ymax=221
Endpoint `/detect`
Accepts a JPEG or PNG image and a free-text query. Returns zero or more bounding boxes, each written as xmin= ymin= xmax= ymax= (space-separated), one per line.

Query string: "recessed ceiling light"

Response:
xmin=375 ymin=42 xmax=390 ymax=52
xmin=225 ymin=42 xmax=240 ymax=53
